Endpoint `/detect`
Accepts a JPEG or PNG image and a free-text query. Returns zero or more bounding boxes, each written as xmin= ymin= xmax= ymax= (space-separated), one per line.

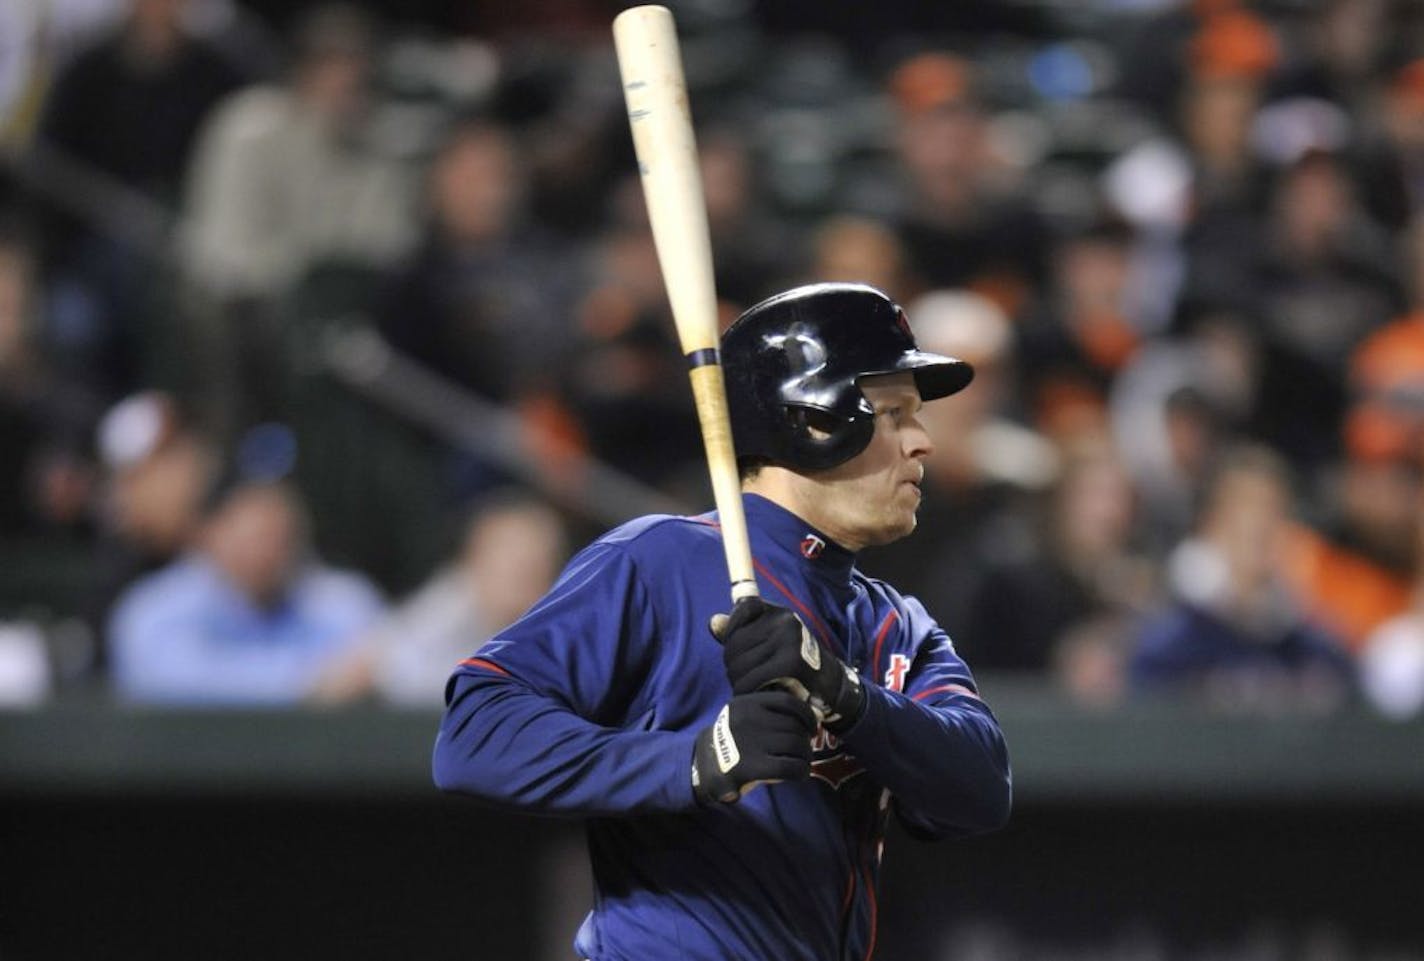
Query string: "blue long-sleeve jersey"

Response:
xmin=434 ymin=493 xmax=1011 ymax=961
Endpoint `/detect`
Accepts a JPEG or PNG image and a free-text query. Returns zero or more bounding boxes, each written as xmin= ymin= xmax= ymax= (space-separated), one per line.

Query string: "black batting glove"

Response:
xmin=692 ymin=691 xmax=817 ymax=805
xmin=711 ymin=597 xmax=866 ymax=734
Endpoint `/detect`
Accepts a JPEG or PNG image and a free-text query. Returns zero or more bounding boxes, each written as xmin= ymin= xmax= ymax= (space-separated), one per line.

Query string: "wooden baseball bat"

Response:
xmin=612 ymin=4 xmax=759 ymax=604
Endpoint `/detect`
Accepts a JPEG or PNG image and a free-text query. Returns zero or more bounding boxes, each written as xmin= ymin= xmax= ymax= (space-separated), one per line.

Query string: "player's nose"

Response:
xmin=903 ymin=416 xmax=932 ymax=460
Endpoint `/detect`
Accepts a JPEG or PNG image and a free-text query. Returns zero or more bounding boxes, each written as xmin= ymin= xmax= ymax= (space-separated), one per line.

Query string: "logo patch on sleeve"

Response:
xmin=884 ymin=654 xmax=911 ymax=692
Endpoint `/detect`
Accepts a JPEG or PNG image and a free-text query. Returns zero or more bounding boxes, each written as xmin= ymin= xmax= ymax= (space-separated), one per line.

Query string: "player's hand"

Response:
xmin=691 ymin=691 xmax=816 ymax=805
xmin=711 ymin=597 xmax=866 ymax=733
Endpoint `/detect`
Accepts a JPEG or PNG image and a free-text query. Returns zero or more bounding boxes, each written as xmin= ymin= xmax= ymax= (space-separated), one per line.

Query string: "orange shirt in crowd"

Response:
xmin=1284 ymin=523 xmax=1412 ymax=654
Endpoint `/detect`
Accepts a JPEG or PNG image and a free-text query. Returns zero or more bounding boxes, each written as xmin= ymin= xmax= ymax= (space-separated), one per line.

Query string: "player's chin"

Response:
xmin=897 ymin=485 xmax=922 ymax=516
xmin=897 ymin=508 xmax=918 ymax=537
xmin=869 ymin=507 xmax=917 ymax=547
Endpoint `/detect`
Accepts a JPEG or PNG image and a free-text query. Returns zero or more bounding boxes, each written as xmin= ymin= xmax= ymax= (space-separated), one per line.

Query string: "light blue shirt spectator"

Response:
xmin=110 ymin=554 xmax=384 ymax=705
xmin=108 ymin=478 xmax=385 ymax=705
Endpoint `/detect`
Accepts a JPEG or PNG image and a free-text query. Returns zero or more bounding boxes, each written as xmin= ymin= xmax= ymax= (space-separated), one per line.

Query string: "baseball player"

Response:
xmin=434 ymin=283 xmax=1012 ymax=961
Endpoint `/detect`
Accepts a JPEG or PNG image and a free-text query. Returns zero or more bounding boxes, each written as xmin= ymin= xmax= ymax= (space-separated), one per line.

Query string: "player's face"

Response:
xmin=809 ymin=372 xmax=933 ymax=551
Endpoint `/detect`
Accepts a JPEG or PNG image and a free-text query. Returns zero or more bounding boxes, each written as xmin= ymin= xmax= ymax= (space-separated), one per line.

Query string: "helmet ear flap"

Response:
xmin=782 ymin=406 xmax=875 ymax=472
xmin=788 ymin=407 xmax=841 ymax=441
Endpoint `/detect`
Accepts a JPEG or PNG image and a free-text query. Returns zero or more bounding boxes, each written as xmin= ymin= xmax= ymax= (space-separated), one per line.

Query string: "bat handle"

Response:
xmin=686 ymin=361 xmax=759 ymax=604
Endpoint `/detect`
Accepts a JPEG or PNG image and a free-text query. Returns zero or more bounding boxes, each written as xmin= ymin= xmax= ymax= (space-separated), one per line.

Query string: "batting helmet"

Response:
xmin=721 ymin=282 xmax=974 ymax=472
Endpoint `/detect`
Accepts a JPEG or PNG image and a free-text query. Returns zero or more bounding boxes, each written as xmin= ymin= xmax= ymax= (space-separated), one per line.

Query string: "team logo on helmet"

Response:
xmin=765 ymin=326 xmax=827 ymax=376
xmin=895 ymin=307 xmax=913 ymax=339
xmin=800 ymin=534 xmax=826 ymax=559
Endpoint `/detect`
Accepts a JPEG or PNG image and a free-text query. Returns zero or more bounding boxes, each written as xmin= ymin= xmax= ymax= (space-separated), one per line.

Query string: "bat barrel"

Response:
xmin=614 ymin=4 xmax=759 ymax=602
xmin=612 ymin=5 xmax=719 ymax=355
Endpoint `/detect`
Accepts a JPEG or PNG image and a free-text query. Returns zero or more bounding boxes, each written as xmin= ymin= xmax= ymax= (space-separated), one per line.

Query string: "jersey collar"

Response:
xmin=742 ymin=493 xmax=858 ymax=586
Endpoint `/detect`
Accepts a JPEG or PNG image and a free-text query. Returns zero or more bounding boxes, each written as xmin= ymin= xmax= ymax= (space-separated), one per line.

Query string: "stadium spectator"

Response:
xmin=1130 ymin=445 xmax=1355 ymax=710
xmin=1270 ymin=214 xmax=1424 ymax=653
xmin=1180 ymin=5 xmax=1279 ymax=206
xmin=1110 ymin=305 xmax=1257 ymax=559
xmin=1018 ymin=217 xmax=1144 ymax=438
xmin=33 ymin=0 xmax=256 ymax=401
xmin=178 ymin=2 xmax=415 ymax=433
xmin=87 ymin=391 xmax=218 ymax=643
xmin=885 ymin=51 xmax=1050 ymax=318
xmin=561 ymin=219 xmax=701 ymax=493
xmin=698 ymin=126 xmax=799 ymax=307
xmin=1353 ymin=57 xmax=1424 ymax=235
xmin=37 ymin=0 xmax=252 ymax=209
xmin=1265 ymin=0 xmax=1388 ymax=116
xmin=374 ymin=116 xmax=574 ymax=406
xmin=1283 ymin=455 xmax=1416 ymax=655
xmin=1344 ymin=213 xmax=1424 ymax=466
xmin=807 ymin=214 xmax=913 ymax=306
xmin=1359 ymin=492 xmax=1424 ymax=717
xmin=861 ymin=289 xmax=1055 ymax=633
xmin=0 ymin=227 xmax=98 ymax=541
xmin=958 ymin=436 xmax=1152 ymax=675
xmin=0 ymin=224 xmax=101 ymax=676
xmin=0 ymin=0 xmax=128 ymax=144
xmin=1052 ymin=613 xmax=1136 ymax=710
xmin=179 ymin=3 xmax=413 ymax=302
xmin=1115 ymin=0 xmax=1276 ymax=130
xmin=370 ymin=114 xmax=588 ymax=499
xmin=1169 ymin=6 xmax=1279 ymax=318
xmin=1249 ymin=150 xmax=1402 ymax=473
xmin=310 ymin=492 xmax=568 ymax=706
xmin=110 ymin=476 xmax=384 ymax=704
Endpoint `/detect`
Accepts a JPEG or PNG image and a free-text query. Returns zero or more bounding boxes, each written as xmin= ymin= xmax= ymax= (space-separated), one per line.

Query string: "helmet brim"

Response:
xmin=859 ymin=351 xmax=975 ymax=402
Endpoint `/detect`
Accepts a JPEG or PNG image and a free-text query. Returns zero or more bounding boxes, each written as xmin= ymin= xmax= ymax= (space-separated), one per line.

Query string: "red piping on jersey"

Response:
xmin=860 ymin=862 xmax=879 ymax=961
xmin=869 ymin=610 xmax=899 ymax=681
xmin=911 ymin=683 xmax=977 ymax=702
xmin=458 ymin=657 xmax=509 ymax=676
xmin=689 ymin=515 xmax=845 ymax=659
xmin=750 ymin=558 xmax=844 ymax=659
xmin=838 ymin=862 xmax=857 ymax=960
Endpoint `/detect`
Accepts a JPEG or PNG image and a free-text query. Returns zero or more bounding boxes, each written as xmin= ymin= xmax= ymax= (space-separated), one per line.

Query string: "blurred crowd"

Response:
xmin=4 ymin=0 xmax=1424 ymax=718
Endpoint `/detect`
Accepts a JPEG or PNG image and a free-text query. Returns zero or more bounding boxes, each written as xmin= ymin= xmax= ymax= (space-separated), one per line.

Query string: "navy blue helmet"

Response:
xmin=720 ymin=283 xmax=974 ymax=472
